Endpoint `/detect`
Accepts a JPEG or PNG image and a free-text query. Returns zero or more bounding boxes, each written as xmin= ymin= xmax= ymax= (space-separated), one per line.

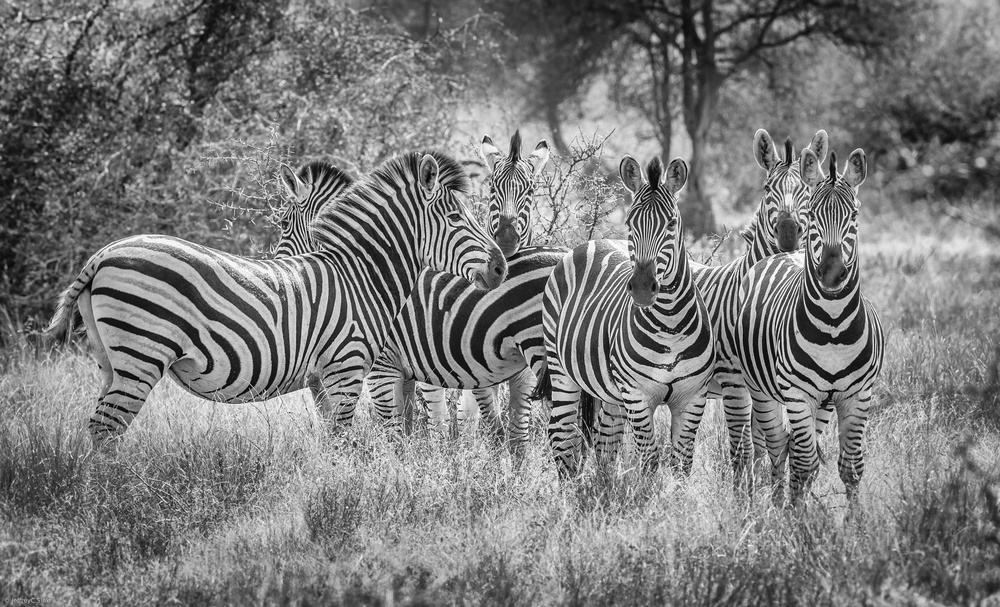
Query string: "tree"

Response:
xmin=495 ymin=0 xmax=923 ymax=236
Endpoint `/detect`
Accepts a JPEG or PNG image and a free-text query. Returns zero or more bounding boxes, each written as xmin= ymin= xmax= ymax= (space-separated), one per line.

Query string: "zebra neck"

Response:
xmin=632 ymin=257 xmax=698 ymax=334
xmin=798 ymin=256 xmax=864 ymax=336
xmin=322 ymin=217 xmax=421 ymax=341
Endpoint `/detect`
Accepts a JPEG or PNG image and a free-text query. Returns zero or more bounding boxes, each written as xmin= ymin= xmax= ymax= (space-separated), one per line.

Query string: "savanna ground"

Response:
xmin=2 ymin=191 xmax=1000 ymax=606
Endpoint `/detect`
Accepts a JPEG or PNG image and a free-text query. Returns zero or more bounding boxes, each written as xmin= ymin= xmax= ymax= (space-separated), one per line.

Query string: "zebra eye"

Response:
xmin=446 ymin=211 xmax=464 ymax=224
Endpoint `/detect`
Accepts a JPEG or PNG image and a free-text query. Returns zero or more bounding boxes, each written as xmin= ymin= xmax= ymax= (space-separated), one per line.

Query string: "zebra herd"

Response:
xmin=46 ymin=129 xmax=884 ymax=506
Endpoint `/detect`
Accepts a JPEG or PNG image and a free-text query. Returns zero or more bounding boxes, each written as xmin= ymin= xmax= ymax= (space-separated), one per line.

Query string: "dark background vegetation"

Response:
xmin=1 ymin=0 xmax=999 ymax=329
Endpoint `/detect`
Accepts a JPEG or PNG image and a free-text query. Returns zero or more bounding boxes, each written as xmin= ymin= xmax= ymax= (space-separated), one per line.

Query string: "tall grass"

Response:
xmin=1 ymin=202 xmax=999 ymax=605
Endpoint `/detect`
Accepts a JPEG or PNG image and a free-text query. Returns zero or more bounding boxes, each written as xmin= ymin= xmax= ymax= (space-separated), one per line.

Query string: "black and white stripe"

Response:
xmin=730 ymin=147 xmax=885 ymax=505
xmin=45 ymin=151 xmax=506 ymax=445
xmin=690 ymin=128 xmax=828 ymax=488
xmin=541 ymin=155 xmax=715 ymax=477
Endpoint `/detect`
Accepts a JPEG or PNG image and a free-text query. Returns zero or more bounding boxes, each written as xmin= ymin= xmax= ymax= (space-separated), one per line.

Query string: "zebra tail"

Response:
xmin=44 ymin=263 xmax=96 ymax=343
xmin=529 ymin=368 xmax=551 ymax=402
xmin=579 ymin=392 xmax=597 ymax=445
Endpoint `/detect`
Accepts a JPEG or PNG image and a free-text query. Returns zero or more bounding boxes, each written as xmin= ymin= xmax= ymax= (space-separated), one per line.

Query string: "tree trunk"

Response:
xmin=678 ymin=0 xmax=717 ymax=238
xmin=545 ymin=102 xmax=571 ymax=155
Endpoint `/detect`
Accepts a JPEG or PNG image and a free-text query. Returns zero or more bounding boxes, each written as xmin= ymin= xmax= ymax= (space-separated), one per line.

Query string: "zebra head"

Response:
xmin=479 ymin=130 xmax=550 ymax=258
xmin=619 ymin=155 xmax=688 ymax=309
xmin=751 ymin=128 xmax=829 ymax=253
xmin=800 ymin=147 xmax=867 ymax=294
xmin=416 ymin=153 xmax=508 ymax=290
xmin=274 ymin=161 xmax=355 ymax=258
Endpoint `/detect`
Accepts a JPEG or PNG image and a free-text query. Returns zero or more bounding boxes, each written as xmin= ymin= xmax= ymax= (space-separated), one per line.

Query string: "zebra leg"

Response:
xmin=594 ymin=399 xmax=625 ymax=470
xmin=546 ymin=359 xmax=584 ymax=479
xmin=668 ymin=390 xmax=708 ymax=477
xmin=365 ymin=360 xmax=405 ymax=431
xmin=311 ymin=370 xmax=365 ymax=428
xmin=464 ymin=386 xmax=503 ymax=439
xmin=784 ymin=392 xmax=821 ymax=507
xmin=754 ymin=395 xmax=788 ymax=506
xmin=837 ymin=389 xmax=872 ymax=504
xmin=90 ymin=369 xmax=162 ymax=447
xmin=621 ymin=388 xmax=659 ymax=474
xmin=506 ymin=368 xmax=535 ymax=457
xmin=419 ymin=384 xmax=449 ymax=435
xmin=719 ymin=364 xmax=754 ymax=491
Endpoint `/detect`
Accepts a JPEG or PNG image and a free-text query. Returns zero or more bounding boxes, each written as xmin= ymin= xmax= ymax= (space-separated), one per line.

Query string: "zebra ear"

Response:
xmin=279 ymin=164 xmax=305 ymax=205
xmin=843 ymin=148 xmax=867 ymax=189
xmin=480 ymin=135 xmax=501 ymax=172
xmin=619 ymin=155 xmax=643 ymax=194
xmin=528 ymin=140 xmax=550 ymax=176
xmin=799 ymin=148 xmax=824 ymax=187
xmin=418 ymin=154 xmax=441 ymax=199
xmin=809 ymin=129 xmax=829 ymax=166
xmin=664 ymin=157 xmax=688 ymax=196
xmin=753 ymin=129 xmax=777 ymax=171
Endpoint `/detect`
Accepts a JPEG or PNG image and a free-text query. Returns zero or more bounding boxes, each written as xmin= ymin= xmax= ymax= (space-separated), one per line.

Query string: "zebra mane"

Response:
xmin=739 ymin=216 xmax=757 ymax=245
xmin=310 ymin=150 xmax=472 ymax=251
xmin=508 ymin=129 xmax=522 ymax=162
xmin=783 ymin=138 xmax=794 ymax=166
xmin=646 ymin=156 xmax=664 ymax=188
xmin=829 ymin=152 xmax=838 ymax=184
xmin=298 ymin=161 xmax=355 ymax=202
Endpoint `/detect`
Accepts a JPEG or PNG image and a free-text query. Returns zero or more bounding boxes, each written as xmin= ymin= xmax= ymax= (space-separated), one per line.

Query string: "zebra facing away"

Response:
xmin=690 ymin=128 xmax=828 ymax=488
xmin=271 ymin=161 xmax=356 ymax=258
xmin=542 ymin=156 xmax=715 ymax=478
xmin=730 ymin=147 xmax=884 ymax=506
xmin=45 ymin=151 xmax=507 ymax=445
xmin=407 ymin=130 xmax=551 ymax=434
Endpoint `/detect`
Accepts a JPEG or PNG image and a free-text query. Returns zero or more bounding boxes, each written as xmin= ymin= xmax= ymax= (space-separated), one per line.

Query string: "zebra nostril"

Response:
xmin=493 ymin=264 xmax=503 ymax=276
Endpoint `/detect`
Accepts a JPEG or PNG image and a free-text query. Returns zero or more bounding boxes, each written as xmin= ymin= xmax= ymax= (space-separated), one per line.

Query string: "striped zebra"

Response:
xmin=691 ymin=128 xmax=828 ymax=488
xmin=402 ymin=130 xmax=551 ymax=434
xmin=542 ymin=155 xmax=715 ymax=478
xmin=45 ymin=151 xmax=507 ymax=445
xmin=730 ymin=147 xmax=884 ymax=505
xmin=272 ymin=161 xmax=355 ymax=257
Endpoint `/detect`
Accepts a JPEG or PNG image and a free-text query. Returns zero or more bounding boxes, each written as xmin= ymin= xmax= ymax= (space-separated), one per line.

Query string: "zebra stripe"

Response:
xmin=45 ymin=151 xmax=506 ymax=445
xmin=730 ymin=147 xmax=885 ymax=505
xmin=404 ymin=130 xmax=552 ymax=436
xmin=542 ymin=155 xmax=715 ymax=478
xmin=366 ymin=244 xmax=567 ymax=451
xmin=690 ymin=128 xmax=828 ymax=489
xmin=272 ymin=161 xmax=355 ymax=258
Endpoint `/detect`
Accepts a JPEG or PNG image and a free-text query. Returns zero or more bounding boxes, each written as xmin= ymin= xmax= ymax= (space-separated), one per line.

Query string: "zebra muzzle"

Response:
xmin=776 ymin=211 xmax=802 ymax=252
xmin=627 ymin=261 xmax=658 ymax=308
xmin=816 ymin=245 xmax=849 ymax=291
xmin=473 ymin=248 xmax=508 ymax=290
xmin=493 ymin=217 xmax=520 ymax=258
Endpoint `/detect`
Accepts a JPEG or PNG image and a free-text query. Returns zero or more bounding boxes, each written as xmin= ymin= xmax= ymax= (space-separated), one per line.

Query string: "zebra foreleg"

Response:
xmin=754 ymin=395 xmax=789 ymax=507
xmin=546 ymin=360 xmax=585 ymax=479
xmin=621 ymin=388 xmax=659 ymax=474
xmin=310 ymin=371 xmax=364 ymax=429
xmin=718 ymin=364 xmax=754 ymax=492
xmin=836 ymin=389 xmax=872 ymax=505
xmin=418 ymin=384 xmax=449 ymax=435
xmin=667 ymin=391 xmax=708 ymax=477
xmin=364 ymin=361 xmax=406 ymax=432
xmin=784 ymin=392 xmax=822 ymax=507
xmin=505 ymin=368 xmax=536 ymax=457
xmin=593 ymin=399 xmax=625 ymax=472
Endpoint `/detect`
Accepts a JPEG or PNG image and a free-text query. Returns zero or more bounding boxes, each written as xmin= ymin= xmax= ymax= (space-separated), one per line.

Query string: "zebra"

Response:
xmin=271 ymin=161 xmax=356 ymax=258
xmin=541 ymin=155 xmax=715 ymax=478
xmin=400 ymin=130 xmax=551 ymax=435
xmin=729 ymin=147 xmax=884 ymax=506
xmin=690 ymin=128 xmax=828 ymax=488
xmin=45 ymin=151 xmax=507 ymax=445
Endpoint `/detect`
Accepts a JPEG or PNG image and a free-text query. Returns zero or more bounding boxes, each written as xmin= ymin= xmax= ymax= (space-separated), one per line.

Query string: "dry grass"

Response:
xmin=2 ymin=201 xmax=999 ymax=606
